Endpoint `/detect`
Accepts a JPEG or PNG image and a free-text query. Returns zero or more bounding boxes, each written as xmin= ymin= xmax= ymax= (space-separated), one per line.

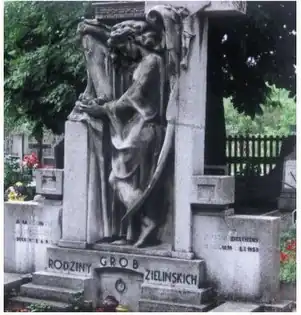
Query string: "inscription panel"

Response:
xmin=48 ymin=255 xmax=199 ymax=287
xmin=94 ymin=1 xmax=145 ymax=20
xmin=35 ymin=169 xmax=64 ymax=196
xmin=192 ymin=215 xmax=261 ymax=298
xmin=46 ymin=248 xmax=203 ymax=291
xmin=15 ymin=219 xmax=56 ymax=245
xmin=202 ymin=233 xmax=260 ymax=253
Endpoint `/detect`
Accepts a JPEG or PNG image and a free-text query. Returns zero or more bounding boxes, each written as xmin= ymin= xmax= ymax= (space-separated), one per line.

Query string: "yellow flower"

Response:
xmin=15 ymin=182 xmax=23 ymax=187
xmin=8 ymin=191 xmax=17 ymax=201
xmin=116 ymin=305 xmax=129 ymax=312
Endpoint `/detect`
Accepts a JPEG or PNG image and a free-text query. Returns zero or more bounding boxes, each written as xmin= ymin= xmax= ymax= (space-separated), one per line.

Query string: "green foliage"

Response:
xmin=4 ymin=1 xmax=93 ymax=135
xmin=4 ymin=156 xmax=32 ymax=191
xmin=280 ymin=227 xmax=296 ymax=247
xmin=69 ymin=291 xmax=93 ymax=312
xmin=279 ymin=227 xmax=296 ymax=284
xmin=280 ymin=259 xmax=296 ymax=284
xmin=4 ymin=1 xmax=295 ymax=134
xmin=225 ymin=84 xmax=296 ymax=136
xmin=219 ymin=1 xmax=296 ymax=117
xmin=27 ymin=303 xmax=52 ymax=312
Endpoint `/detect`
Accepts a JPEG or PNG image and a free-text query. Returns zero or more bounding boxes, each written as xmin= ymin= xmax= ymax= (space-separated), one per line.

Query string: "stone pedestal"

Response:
xmin=58 ymin=121 xmax=89 ymax=249
xmin=173 ymin=14 xmax=209 ymax=254
xmin=35 ymin=168 xmax=64 ymax=199
xmin=278 ymin=159 xmax=296 ymax=211
xmin=42 ymin=245 xmax=210 ymax=311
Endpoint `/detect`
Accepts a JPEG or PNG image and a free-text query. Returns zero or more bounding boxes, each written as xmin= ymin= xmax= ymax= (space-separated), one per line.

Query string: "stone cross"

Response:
xmin=145 ymin=1 xmax=246 ymax=254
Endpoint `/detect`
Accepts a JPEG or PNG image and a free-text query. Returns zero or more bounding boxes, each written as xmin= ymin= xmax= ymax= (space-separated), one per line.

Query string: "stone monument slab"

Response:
xmin=59 ymin=121 xmax=89 ymax=248
xmin=45 ymin=246 xmax=207 ymax=311
xmin=145 ymin=1 xmax=247 ymax=16
xmin=282 ymin=160 xmax=296 ymax=191
xmin=4 ymin=201 xmax=61 ymax=273
xmin=191 ymin=175 xmax=235 ymax=205
xmin=192 ymin=213 xmax=280 ymax=303
xmin=35 ymin=168 xmax=64 ymax=197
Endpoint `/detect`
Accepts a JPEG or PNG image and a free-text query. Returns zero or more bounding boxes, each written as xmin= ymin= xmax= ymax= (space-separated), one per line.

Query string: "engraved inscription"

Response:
xmin=197 ymin=184 xmax=215 ymax=200
xmin=202 ymin=233 xmax=260 ymax=253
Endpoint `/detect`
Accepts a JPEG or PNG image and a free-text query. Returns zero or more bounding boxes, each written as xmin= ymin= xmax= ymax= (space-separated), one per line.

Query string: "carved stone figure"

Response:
xmin=68 ymin=4 xmax=207 ymax=247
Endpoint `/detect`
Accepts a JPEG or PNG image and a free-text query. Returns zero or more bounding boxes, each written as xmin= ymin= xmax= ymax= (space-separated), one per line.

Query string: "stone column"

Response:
xmin=58 ymin=121 xmax=89 ymax=248
xmin=12 ymin=134 xmax=24 ymax=158
xmin=174 ymin=16 xmax=209 ymax=253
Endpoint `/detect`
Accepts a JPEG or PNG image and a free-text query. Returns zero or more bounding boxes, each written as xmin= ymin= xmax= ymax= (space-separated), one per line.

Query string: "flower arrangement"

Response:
xmin=4 ymin=153 xmax=40 ymax=201
xmin=95 ymin=296 xmax=130 ymax=312
xmin=280 ymin=227 xmax=296 ymax=284
xmin=6 ymin=182 xmax=27 ymax=201
xmin=22 ymin=152 xmax=40 ymax=169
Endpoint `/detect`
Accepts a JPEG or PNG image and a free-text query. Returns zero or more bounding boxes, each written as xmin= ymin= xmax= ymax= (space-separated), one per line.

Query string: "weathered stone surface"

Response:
xmin=46 ymin=247 xmax=205 ymax=289
xmin=9 ymin=296 xmax=70 ymax=311
xmin=92 ymin=242 xmax=173 ymax=257
xmin=192 ymin=213 xmax=280 ymax=303
xmin=4 ymin=273 xmax=30 ymax=292
xmin=43 ymin=246 xmax=208 ymax=311
xmin=145 ymin=1 xmax=247 ymax=15
xmin=59 ymin=121 xmax=89 ymax=247
xmin=4 ymin=201 xmax=61 ymax=273
xmin=173 ymin=13 xmax=209 ymax=254
xmin=32 ymin=271 xmax=90 ymax=290
xmin=35 ymin=168 xmax=64 ymax=197
xmin=282 ymin=160 xmax=296 ymax=191
xmin=20 ymin=283 xmax=83 ymax=303
xmin=263 ymin=300 xmax=295 ymax=312
xmin=141 ymin=283 xmax=214 ymax=304
xmin=92 ymin=242 xmax=195 ymax=259
xmin=93 ymin=1 xmax=145 ymax=20
xmin=210 ymin=301 xmax=261 ymax=312
xmin=139 ymin=298 xmax=213 ymax=312
xmin=191 ymin=175 xmax=235 ymax=205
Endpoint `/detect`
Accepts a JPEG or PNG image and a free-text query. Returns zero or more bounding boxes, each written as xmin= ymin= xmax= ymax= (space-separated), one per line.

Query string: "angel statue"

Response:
xmin=68 ymin=4 xmax=199 ymax=248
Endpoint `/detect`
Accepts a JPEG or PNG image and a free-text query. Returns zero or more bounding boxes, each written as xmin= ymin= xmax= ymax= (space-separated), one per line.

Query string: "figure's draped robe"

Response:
xmin=69 ymin=34 xmax=165 ymax=242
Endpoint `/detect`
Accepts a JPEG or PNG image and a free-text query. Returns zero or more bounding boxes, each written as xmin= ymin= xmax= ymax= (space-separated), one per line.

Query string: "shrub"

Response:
xmin=279 ymin=227 xmax=296 ymax=283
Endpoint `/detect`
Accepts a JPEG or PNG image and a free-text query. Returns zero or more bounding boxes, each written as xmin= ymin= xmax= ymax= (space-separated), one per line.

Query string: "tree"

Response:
xmin=205 ymin=1 xmax=296 ymax=166
xmin=4 ymin=1 xmax=93 ymax=137
xmin=4 ymin=1 xmax=296 ymax=165
xmin=225 ymin=84 xmax=296 ymax=136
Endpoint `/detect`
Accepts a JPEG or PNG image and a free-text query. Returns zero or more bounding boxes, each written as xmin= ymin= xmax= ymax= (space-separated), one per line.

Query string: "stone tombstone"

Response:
xmin=22 ymin=0 xmax=253 ymax=312
xmin=278 ymin=140 xmax=296 ymax=211
xmin=35 ymin=168 xmax=64 ymax=198
xmin=192 ymin=212 xmax=280 ymax=303
xmin=4 ymin=201 xmax=62 ymax=273
xmin=282 ymin=159 xmax=296 ymax=193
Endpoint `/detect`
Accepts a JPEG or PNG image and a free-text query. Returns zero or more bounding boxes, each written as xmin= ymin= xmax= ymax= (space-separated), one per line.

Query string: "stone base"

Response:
xmin=277 ymin=192 xmax=296 ymax=211
xmin=13 ymin=245 xmax=212 ymax=312
xmin=58 ymin=239 xmax=87 ymax=249
xmin=92 ymin=242 xmax=195 ymax=259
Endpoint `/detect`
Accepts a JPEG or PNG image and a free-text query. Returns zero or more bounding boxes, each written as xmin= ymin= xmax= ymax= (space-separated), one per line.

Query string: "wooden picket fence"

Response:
xmin=226 ymin=135 xmax=285 ymax=176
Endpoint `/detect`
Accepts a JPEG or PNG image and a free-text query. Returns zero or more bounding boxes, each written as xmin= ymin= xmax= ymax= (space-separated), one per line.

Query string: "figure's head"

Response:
xmin=107 ymin=20 xmax=161 ymax=64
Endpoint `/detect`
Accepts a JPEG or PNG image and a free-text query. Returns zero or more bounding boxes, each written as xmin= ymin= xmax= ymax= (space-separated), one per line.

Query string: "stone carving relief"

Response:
xmin=68 ymin=4 xmax=208 ymax=247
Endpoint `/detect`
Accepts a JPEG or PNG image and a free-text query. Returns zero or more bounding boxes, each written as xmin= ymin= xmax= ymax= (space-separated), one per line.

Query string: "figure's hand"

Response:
xmin=75 ymin=101 xmax=106 ymax=117
xmin=78 ymin=93 xmax=93 ymax=103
